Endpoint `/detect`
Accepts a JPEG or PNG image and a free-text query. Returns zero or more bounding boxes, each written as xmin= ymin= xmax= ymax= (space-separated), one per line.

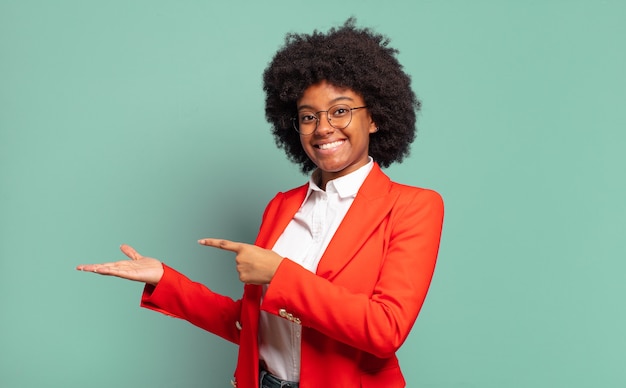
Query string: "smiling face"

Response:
xmin=297 ymin=81 xmax=377 ymax=189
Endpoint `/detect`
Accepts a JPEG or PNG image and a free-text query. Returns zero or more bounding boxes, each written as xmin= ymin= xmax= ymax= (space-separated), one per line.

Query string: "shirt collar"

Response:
xmin=305 ymin=157 xmax=374 ymax=200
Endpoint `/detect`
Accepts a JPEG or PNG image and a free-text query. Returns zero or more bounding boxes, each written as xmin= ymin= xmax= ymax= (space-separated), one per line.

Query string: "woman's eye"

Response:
xmin=331 ymin=108 xmax=349 ymax=117
xmin=300 ymin=114 xmax=316 ymax=123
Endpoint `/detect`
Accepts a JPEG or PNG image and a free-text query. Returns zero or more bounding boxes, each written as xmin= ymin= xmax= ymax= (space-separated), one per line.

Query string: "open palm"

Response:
xmin=76 ymin=244 xmax=163 ymax=286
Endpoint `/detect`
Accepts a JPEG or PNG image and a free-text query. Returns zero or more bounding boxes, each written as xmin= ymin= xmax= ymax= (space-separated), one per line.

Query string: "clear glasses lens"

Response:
xmin=293 ymin=104 xmax=354 ymax=135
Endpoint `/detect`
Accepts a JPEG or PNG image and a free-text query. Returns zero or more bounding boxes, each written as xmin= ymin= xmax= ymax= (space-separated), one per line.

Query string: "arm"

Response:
xmin=141 ymin=264 xmax=243 ymax=344
xmin=261 ymin=189 xmax=444 ymax=358
xmin=76 ymin=245 xmax=243 ymax=344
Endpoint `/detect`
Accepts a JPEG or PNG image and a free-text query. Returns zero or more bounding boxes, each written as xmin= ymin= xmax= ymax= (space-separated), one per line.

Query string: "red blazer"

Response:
xmin=141 ymin=164 xmax=444 ymax=388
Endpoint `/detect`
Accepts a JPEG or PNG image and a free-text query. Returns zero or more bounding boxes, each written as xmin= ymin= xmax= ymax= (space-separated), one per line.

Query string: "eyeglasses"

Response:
xmin=292 ymin=104 xmax=368 ymax=135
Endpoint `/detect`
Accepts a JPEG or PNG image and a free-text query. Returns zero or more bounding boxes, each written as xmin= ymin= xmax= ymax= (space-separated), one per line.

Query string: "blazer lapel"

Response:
xmin=255 ymin=184 xmax=308 ymax=250
xmin=316 ymin=164 xmax=398 ymax=280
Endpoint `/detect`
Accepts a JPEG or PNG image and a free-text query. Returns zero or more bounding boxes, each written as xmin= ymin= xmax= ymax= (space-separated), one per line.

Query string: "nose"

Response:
xmin=314 ymin=112 xmax=334 ymax=135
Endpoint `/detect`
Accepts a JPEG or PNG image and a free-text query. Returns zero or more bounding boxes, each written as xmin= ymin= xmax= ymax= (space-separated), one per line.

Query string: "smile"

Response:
xmin=316 ymin=140 xmax=345 ymax=150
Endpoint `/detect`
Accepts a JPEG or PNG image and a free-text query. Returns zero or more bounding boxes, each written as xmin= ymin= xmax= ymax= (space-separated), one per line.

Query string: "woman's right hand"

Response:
xmin=76 ymin=244 xmax=164 ymax=286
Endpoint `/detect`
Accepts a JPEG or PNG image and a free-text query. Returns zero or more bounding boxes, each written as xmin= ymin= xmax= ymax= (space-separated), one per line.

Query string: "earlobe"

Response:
xmin=369 ymin=116 xmax=378 ymax=134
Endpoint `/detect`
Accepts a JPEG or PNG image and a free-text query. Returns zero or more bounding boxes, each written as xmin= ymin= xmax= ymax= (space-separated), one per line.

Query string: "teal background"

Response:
xmin=1 ymin=1 xmax=625 ymax=387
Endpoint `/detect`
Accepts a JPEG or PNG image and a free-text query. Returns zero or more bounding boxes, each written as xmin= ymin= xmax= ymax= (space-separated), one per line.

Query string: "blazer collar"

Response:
xmin=256 ymin=163 xmax=396 ymax=280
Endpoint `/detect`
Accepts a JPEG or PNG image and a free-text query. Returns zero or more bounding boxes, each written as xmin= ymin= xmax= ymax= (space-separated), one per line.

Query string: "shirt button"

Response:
xmin=278 ymin=309 xmax=288 ymax=318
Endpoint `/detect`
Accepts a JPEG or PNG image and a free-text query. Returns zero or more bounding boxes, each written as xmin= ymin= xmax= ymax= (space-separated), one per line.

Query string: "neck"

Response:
xmin=312 ymin=169 xmax=326 ymax=190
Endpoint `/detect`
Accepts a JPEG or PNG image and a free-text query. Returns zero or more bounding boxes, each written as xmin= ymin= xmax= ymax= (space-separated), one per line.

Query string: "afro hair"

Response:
xmin=263 ymin=18 xmax=420 ymax=173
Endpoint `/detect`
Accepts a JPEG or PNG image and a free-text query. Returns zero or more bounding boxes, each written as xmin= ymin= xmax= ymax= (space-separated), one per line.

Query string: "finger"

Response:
xmin=76 ymin=263 xmax=115 ymax=274
xmin=120 ymin=244 xmax=142 ymax=260
xmin=198 ymin=238 xmax=243 ymax=253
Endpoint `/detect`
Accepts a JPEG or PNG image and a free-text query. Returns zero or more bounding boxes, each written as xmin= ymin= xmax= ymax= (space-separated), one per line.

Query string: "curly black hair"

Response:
xmin=263 ymin=18 xmax=420 ymax=173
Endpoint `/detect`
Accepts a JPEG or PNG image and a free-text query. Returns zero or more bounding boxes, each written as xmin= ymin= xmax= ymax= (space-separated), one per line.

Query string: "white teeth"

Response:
xmin=318 ymin=140 xmax=344 ymax=150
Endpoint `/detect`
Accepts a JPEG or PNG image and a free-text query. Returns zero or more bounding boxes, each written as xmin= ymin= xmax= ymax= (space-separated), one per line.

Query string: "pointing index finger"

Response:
xmin=198 ymin=238 xmax=242 ymax=253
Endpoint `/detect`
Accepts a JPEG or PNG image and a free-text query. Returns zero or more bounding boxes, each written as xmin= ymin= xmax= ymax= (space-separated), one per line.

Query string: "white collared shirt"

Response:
xmin=258 ymin=158 xmax=374 ymax=381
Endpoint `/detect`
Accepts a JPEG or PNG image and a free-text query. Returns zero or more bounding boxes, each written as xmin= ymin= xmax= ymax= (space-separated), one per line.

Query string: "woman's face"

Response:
xmin=297 ymin=81 xmax=377 ymax=188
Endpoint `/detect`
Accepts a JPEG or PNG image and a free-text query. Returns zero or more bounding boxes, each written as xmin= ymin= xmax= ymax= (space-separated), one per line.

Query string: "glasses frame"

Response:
xmin=291 ymin=104 xmax=368 ymax=135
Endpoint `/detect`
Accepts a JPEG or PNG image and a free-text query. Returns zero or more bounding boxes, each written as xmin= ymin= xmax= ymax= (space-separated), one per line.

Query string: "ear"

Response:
xmin=368 ymin=119 xmax=378 ymax=134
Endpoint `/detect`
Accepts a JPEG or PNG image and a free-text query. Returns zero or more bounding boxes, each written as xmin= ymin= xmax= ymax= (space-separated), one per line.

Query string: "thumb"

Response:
xmin=120 ymin=244 xmax=142 ymax=260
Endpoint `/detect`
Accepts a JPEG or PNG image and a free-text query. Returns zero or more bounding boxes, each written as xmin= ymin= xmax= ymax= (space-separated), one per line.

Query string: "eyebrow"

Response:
xmin=297 ymin=96 xmax=356 ymax=111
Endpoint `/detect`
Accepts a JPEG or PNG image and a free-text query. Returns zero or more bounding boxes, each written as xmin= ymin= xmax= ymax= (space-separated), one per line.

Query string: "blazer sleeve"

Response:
xmin=137 ymin=192 xmax=286 ymax=345
xmin=260 ymin=188 xmax=444 ymax=358
xmin=140 ymin=264 xmax=243 ymax=345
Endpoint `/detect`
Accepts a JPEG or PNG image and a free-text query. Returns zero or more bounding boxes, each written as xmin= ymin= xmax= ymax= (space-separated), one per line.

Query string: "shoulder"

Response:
xmin=267 ymin=183 xmax=308 ymax=204
xmin=370 ymin=164 xmax=443 ymax=206
xmin=261 ymin=183 xmax=308 ymax=218
xmin=390 ymin=181 xmax=443 ymax=204
xmin=387 ymin=181 xmax=444 ymax=221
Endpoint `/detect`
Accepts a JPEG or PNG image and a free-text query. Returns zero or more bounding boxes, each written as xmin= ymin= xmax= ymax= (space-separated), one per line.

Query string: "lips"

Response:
xmin=315 ymin=140 xmax=345 ymax=150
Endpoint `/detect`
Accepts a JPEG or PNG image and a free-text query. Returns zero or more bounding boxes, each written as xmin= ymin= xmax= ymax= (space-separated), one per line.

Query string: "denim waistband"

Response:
xmin=259 ymin=369 xmax=299 ymax=388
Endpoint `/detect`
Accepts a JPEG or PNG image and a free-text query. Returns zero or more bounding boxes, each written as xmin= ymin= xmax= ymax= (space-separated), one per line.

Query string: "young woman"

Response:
xmin=78 ymin=19 xmax=444 ymax=388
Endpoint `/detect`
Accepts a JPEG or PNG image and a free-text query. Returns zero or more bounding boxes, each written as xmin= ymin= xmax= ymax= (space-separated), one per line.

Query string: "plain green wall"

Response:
xmin=1 ymin=1 xmax=625 ymax=387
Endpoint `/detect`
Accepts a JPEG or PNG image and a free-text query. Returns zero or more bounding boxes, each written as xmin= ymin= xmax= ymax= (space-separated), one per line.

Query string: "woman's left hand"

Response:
xmin=198 ymin=238 xmax=283 ymax=285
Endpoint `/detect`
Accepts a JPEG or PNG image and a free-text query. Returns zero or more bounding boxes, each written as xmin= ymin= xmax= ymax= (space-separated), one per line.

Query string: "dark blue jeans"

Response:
xmin=259 ymin=369 xmax=299 ymax=388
